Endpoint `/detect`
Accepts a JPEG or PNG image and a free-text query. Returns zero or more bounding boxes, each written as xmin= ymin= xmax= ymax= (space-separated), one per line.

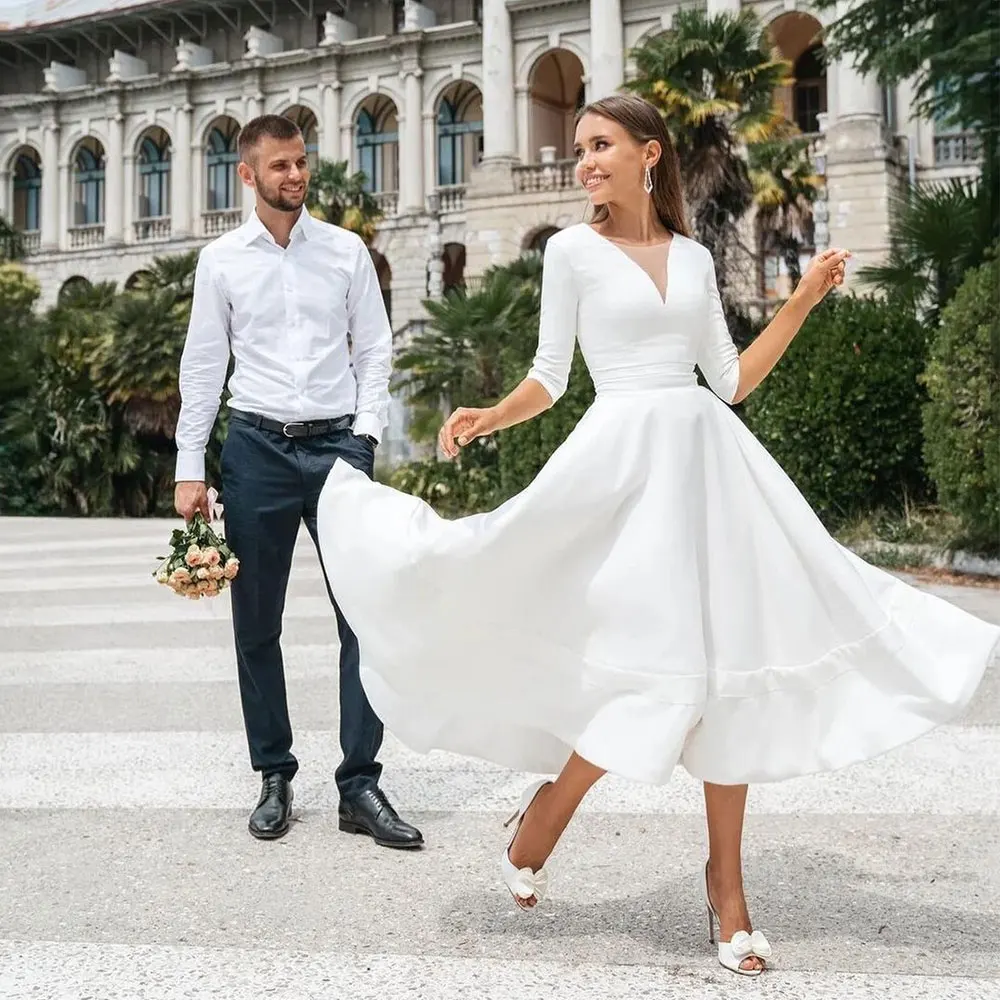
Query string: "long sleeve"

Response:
xmin=696 ymin=252 xmax=741 ymax=404
xmin=526 ymin=237 xmax=579 ymax=404
xmin=347 ymin=239 xmax=393 ymax=441
xmin=174 ymin=251 xmax=231 ymax=481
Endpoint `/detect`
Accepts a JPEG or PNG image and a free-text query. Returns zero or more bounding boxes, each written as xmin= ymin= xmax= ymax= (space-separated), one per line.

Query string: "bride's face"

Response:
xmin=573 ymin=113 xmax=650 ymax=207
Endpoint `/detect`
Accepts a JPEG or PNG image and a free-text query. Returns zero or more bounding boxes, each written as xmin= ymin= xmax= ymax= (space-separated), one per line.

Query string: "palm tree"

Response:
xmin=396 ymin=264 xmax=540 ymax=441
xmin=306 ymin=159 xmax=383 ymax=243
xmin=629 ymin=9 xmax=793 ymax=291
xmin=749 ymin=134 xmax=822 ymax=287
xmin=0 ymin=215 xmax=25 ymax=261
xmin=860 ymin=173 xmax=998 ymax=323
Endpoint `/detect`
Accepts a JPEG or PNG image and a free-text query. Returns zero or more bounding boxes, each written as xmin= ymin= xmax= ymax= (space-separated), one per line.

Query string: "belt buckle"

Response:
xmin=282 ymin=421 xmax=307 ymax=438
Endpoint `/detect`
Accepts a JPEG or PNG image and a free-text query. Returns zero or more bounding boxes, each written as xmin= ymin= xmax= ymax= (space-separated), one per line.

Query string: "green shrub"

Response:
xmin=743 ymin=293 xmax=929 ymax=525
xmin=386 ymin=443 xmax=502 ymax=519
xmin=498 ymin=350 xmax=594 ymax=497
xmin=921 ymin=254 xmax=1000 ymax=551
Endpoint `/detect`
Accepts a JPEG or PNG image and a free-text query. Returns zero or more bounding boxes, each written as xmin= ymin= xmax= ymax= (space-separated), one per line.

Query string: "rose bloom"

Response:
xmin=196 ymin=567 xmax=210 ymax=580
xmin=223 ymin=558 xmax=240 ymax=580
xmin=185 ymin=545 xmax=203 ymax=567
xmin=156 ymin=570 xmax=169 ymax=585
xmin=202 ymin=547 xmax=221 ymax=567
xmin=170 ymin=568 xmax=192 ymax=585
xmin=209 ymin=565 xmax=225 ymax=581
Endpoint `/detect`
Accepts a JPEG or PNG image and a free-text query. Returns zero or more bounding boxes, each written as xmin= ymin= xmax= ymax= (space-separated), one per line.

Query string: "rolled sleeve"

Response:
xmin=174 ymin=251 xmax=231 ymax=481
xmin=347 ymin=240 xmax=393 ymax=442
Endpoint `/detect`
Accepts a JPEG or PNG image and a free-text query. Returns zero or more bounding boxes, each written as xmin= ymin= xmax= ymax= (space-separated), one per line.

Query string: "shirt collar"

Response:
xmin=239 ymin=207 xmax=313 ymax=246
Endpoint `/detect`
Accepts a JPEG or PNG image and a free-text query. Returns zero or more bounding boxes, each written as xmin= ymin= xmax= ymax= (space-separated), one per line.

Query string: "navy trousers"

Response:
xmin=220 ymin=416 xmax=382 ymax=798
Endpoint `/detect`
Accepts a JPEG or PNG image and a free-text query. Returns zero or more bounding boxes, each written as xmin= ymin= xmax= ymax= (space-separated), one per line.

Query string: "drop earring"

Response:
xmin=644 ymin=165 xmax=654 ymax=195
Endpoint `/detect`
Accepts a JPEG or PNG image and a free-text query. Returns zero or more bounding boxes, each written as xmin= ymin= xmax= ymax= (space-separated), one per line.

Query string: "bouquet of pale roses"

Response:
xmin=153 ymin=489 xmax=239 ymax=599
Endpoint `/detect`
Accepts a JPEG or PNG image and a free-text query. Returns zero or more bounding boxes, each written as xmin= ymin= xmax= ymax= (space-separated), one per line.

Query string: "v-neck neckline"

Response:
xmin=584 ymin=224 xmax=676 ymax=307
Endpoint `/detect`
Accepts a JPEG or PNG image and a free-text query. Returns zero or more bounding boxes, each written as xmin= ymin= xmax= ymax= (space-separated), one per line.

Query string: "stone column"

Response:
xmin=41 ymin=120 xmax=60 ymax=251
xmin=190 ymin=145 xmax=204 ymax=235
xmin=481 ymin=0 xmax=515 ymax=161
xmin=340 ymin=122 xmax=354 ymax=167
xmin=57 ymin=159 xmax=70 ymax=250
xmin=706 ymin=0 xmax=740 ymax=12
xmin=0 ymin=169 xmax=9 ymax=221
xmin=515 ymin=84 xmax=531 ymax=163
xmin=423 ymin=110 xmax=437 ymax=194
xmin=105 ymin=112 xmax=125 ymax=244
xmin=824 ymin=0 xmax=896 ymax=268
xmin=322 ymin=81 xmax=342 ymax=160
xmin=401 ymin=67 xmax=424 ymax=213
xmin=589 ymin=0 xmax=624 ymax=100
xmin=242 ymin=83 xmax=263 ymax=216
xmin=123 ymin=153 xmax=136 ymax=243
xmin=173 ymin=100 xmax=193 ymax=237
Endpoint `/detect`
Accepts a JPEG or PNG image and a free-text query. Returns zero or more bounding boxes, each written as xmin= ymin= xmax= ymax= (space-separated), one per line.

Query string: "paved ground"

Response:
xmin=0 ymin=516 xmax=998 ymax=1000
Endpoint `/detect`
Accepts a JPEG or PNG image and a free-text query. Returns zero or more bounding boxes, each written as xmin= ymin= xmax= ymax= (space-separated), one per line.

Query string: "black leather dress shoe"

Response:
xmin=249 ymin=774 xmax=293 ymax=840
xmin=339 ymin=787 xmax=423 ymax=849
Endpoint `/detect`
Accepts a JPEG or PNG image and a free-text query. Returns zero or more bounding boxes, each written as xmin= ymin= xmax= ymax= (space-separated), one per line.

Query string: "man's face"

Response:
xmin=245 ymin=135 xmax=310 ymax=212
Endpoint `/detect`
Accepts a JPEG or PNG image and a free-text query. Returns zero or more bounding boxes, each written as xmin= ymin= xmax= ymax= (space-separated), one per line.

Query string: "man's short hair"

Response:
xmin=237 ymin=115 xmax=303 ymax=163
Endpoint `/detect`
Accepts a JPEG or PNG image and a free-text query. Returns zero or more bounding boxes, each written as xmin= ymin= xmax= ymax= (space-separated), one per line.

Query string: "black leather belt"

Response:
xmin=230 ymin=408 xmax=354 ymax=438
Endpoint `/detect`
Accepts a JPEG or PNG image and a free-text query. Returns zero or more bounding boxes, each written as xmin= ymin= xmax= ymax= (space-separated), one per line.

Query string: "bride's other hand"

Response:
xmin=438 ymin=406 xmax=500 ymax=459
xmin=795 ymin=248 xmax=851 ymax=309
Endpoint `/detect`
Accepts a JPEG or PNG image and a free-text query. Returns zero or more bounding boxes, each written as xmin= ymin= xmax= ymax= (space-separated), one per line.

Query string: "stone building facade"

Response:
xmin=0 ymin=0 xmax=982 ymax=456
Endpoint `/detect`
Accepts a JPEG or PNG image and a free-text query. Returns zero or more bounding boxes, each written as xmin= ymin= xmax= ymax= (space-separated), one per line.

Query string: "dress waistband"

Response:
xmin=593 ymin=364 xmax=698 ymax=396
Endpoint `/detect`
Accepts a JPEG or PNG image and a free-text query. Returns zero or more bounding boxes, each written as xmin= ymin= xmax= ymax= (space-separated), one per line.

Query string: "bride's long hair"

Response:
xmin=578 ymin=94 xmax=690 ymax=238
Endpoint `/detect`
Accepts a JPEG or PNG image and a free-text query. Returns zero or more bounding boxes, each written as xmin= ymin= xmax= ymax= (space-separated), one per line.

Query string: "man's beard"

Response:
xmin=256 ymin=176 xmax=307 ymax=212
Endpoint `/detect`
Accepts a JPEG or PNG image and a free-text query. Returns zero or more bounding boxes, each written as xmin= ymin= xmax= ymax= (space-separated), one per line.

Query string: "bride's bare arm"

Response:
xmin=437 ymin=379 xmax=553 ymax=459
xmin=439 ymin=237 xmax=579 ymax=460
xmin=732 ymin=249 xmax=850 ymax=404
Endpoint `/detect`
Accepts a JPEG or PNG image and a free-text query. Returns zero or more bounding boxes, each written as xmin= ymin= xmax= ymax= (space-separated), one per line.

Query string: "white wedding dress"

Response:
xmin=317 ymin=223 xmax=998 ymax=785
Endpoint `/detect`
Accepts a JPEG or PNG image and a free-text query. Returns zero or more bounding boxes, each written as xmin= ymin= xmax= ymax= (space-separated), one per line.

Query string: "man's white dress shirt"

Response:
xmin=174 ymin=208 xmax=393 ymax=482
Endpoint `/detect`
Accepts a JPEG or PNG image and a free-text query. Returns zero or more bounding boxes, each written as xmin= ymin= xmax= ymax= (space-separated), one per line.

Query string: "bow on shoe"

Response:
xmin=729 ymin=929 xmax=772 ymax=961
xmin=510 ymin=865 xmax=549 ymax=902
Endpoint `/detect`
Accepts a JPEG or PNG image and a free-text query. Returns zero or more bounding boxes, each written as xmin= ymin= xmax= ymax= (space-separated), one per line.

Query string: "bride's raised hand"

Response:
xmin=438 ymin=406 xmax=500 ymax=459
xmin=796 ymin=248 xmax=851 ymax=309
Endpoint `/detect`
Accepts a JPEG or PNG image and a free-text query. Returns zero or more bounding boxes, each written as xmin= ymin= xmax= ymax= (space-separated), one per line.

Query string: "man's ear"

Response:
xmin=237 ymin=161 xmax=255 ymax=189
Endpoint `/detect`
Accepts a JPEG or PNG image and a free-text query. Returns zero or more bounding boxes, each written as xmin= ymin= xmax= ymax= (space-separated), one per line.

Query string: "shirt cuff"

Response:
xmin=175 ymin=450 xmax=206 ymax=482
xmin=352 ymin=412 xmax=383 ymax=443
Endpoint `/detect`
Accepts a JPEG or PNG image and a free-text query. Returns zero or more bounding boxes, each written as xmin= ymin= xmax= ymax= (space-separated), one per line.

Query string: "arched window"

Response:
xmin=73 ymin=141 xmax=105 ymax=225
xmin=793 ymin=45 xmax=827 ymax=134
xmin=355 ymin=99 xmax=399 ymax=194
xmin=13 ymin=151 xmax=41 ymax=232
xmin=206 ymin=120 xmax=240 ymax=210
xmin=527 ymin=225 xmax=560 ymax=254
xmin=138 ymin=131 xmax=171 ymax=219
xmin=437 ymin=89 xmax=484 ymax=187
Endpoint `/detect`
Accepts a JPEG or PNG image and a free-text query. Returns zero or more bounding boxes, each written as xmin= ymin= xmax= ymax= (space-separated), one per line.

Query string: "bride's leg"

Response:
xmin=703 ymin=782 xmax=764 ymax=972
xmin=508 ymin=752 xmax=605 ymax=907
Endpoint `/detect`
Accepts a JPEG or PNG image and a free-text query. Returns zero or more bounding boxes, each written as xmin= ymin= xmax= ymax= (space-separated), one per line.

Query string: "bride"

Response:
xmin=317 ymin=94 xmax=998 ymax=976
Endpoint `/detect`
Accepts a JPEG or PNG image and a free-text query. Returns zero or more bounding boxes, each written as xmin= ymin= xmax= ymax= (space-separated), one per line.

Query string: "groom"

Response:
xmin=173 ymin=114 xmax=422 ymax=848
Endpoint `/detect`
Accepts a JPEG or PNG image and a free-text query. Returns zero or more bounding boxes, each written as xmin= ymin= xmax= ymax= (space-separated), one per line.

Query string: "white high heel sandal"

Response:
xmin=500 ymin=779 xmax=552 ymax=909
xmin=703 ymin=861 xmax=772 ymax=976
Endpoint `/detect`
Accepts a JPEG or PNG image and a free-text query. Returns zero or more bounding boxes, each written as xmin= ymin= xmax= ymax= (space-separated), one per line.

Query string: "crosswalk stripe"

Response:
xmin=0 ymin=941 xmax=995 ymax=1000
xmin=0 ymin=726 xmax=994 ymax=815
xmin=0 ymin=645 xmax=338 ymax=684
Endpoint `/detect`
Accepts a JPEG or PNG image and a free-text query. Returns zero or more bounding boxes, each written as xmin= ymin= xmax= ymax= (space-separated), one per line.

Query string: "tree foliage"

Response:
xmin=815 ymin=0 xmax=1000 ymax=150
xmin=858 ymin=175 xmax=998 ymax=322
xmin=628 ymin=9 xmax=793 ymax=289
xmin=306 ymin=159 xmax=383 ymax=244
